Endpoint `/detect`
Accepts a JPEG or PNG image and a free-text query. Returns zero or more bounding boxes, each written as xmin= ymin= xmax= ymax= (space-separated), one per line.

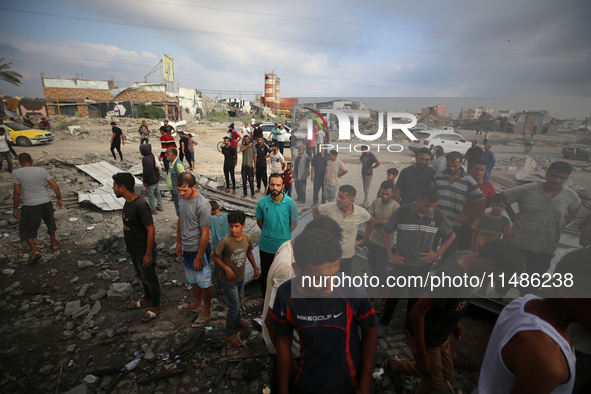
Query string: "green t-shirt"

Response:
xmin=242 ymin=144 xmax=255 ymax=167
xmin=215 ymin=233 xmax=254 ymax=285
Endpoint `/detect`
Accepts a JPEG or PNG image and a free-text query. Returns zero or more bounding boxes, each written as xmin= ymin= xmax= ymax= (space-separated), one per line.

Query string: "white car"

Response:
xmin=409 ymin=129 xmax=471 ymax=155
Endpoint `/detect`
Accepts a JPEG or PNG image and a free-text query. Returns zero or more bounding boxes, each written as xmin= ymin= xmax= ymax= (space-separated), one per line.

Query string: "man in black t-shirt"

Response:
xmin=110 ymin=121 xmax=125 ymax=162
xmin=159 ymin=119 xmax=175 ymax=135
xmin=112 ymin=172 xmax=161 ymax=323
xmin=382 ymin=240 xmax=524 ymax=393
xmin=221 ymin=137 xmax=237 ymax=194
xmin=255 ymin=136 xmax=270 ymax=193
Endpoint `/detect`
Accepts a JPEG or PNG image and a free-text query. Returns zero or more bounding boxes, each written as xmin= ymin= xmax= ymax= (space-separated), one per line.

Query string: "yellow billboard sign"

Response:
xmin=163 ymin=54 xmax=174 ymax=82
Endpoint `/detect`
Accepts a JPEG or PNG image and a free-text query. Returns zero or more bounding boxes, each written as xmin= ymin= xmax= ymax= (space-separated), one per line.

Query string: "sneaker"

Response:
xmin=251 ymin=194 xmax=256 ymax=199
xmin=225 ymin=189 xmax=230 ymax=193
xmin=232 ymin=190 xmax=236 ymax=195
xmin=242 ymin=194 xmax=247 ymax=198
xmin=255 ymin=189 xmax=261 ymax=193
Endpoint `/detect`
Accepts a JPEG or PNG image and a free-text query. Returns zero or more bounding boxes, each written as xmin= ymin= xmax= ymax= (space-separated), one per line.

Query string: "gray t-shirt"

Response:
xmin=242 ymin=144 xmax=255 ymax=167
xmin=11 ymin=167 xmax=52 ymax=206
xmin=178 ymin=192 xmax=211 ymax=252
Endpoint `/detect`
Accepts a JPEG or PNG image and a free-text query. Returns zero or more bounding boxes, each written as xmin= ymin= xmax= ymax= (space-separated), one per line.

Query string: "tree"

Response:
xmin=0 ymin=59 xmax=23 ymax=86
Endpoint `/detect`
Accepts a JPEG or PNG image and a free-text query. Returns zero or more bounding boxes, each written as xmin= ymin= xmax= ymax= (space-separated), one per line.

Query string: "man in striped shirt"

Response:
xmin=378 ymin=187 xmax=455 ymax=336
xmin=431 ymin=151 xmax=484 ymax=262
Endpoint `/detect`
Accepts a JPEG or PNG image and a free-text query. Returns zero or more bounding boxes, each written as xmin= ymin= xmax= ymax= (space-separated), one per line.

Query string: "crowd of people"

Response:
xmin=7 ymin=118 xmax=591 ymax=393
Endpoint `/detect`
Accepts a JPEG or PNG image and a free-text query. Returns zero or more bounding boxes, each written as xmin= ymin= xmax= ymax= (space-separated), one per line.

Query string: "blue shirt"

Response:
xmin=256 ymin=193 xmax=298 ymax=254
xmin=271 ymin=278 xmax=378 ymax=394
xmin=210 ymin=213 xmax=230 ymax=249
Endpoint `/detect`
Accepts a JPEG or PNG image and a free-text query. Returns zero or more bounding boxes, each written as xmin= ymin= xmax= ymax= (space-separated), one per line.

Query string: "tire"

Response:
xmin=16 ymin=136 xmax=32 ymax=147
xmin=217 ymin=141 xmax=224 ymax=152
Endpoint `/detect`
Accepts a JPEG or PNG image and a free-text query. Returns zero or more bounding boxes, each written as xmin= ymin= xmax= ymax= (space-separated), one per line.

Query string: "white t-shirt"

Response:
xmin=277 ymin=128 xmax=286 ymax=142
xmin=0 ymin=133 xmax=12 ymax=153
xmin=242 ymin=126 xmax=251 ymax=138
xmin=250 ymin=118 xmax=256 ymax=125
xmin=269 ymin=151 xmax=285 ymax=174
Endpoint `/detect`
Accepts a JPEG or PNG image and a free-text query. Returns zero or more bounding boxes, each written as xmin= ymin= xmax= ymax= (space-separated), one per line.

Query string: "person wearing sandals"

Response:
xmin=212 ymin=210 xmax=259 ymax=346
xmin=175 ymin=172 xmax=213 ymax=327
xmin=112 ymin=172 xmax=161 ymax=323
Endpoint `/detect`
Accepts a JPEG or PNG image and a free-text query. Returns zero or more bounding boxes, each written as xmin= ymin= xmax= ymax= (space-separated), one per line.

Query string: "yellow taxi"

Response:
xmin=0 ymin=122 xmax=54 ymax=146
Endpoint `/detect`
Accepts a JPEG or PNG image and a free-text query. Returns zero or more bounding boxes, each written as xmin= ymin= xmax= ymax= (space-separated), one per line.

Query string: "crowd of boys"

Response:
xmin=8 ymin=119 xmax=591 ymax=393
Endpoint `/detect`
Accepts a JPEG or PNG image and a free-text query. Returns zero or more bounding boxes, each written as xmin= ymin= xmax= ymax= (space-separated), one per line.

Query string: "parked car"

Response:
xmin=259 ymin=123 xmax=307 ymax=147
xmin=562 ymin=138 xmax=591 ymax=161
xmin=0 ymin=122 xmax=54 ymax=147
xmin=409 ymin=129 xmax=471 ymax=155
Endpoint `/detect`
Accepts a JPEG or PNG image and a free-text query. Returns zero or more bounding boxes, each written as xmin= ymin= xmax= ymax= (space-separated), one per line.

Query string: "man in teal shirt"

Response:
xmin=256 ymin=173 xmax=298 ymax=298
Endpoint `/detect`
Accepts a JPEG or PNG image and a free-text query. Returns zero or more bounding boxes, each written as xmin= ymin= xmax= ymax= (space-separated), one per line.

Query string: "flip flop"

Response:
xmin=140 ymin=310 xmax=160 ymax=323
xmin=382 ymin=359 xmax=406 ymax=394
xmin=191 ymin=313 xmax=212 ymax=328
xmin=27 ymin=253 xmax=42 ymax=266
xmin=225 ymin=334 xmax=243 ymax=347
xmin=128 ymin=300 xmax=151 ymax=309
xmin=178 ymin=304 xmax=203 ymax=313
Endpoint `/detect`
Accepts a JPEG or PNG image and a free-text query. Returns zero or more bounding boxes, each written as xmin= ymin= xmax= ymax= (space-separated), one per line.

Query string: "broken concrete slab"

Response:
xmin=78 ymin=260 xmax=95 ymax=269
xmin=107 ymin=283 xmax=133 ymax=301
xmin=72 ymin=304 xmax=91 ymax=319
xmin=84 ymin=212 xmax=104 ymax=223
xmin=515 ymin=155 xmax=537 ymax=181
xmin=64 ymin=300 xmax=81 ymax=315
xmin=77 ymin=284 xmax=89 ymax=298
xmin=89 ymin=289 xmax=107 ymax=301
xmin=98 ymin=270 xmax=120 ymax=281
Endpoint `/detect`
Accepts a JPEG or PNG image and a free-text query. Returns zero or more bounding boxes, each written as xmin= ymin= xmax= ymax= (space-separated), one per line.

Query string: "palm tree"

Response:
xmin=0 ymin=58 xmax=23 ymax=86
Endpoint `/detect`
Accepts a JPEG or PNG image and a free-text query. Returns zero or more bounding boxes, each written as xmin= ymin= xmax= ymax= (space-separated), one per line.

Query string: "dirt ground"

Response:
xmin=0 ymin=117 xmax=589 ymax=393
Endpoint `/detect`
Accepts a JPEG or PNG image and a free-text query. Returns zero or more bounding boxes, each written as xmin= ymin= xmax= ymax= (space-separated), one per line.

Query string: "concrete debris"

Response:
xmin=77 ymin=284 xmax=89 ymax=297
xmin=107 ymin=282 xmax=133 ymax=300
xmin=98 ymin=270 xmax=120 ymax=282
xmin=89 ymin=289 xmax=107 ymax=301
xmin=78 ymin=260 xmax=95 ymax=269
xmin=515 ymin=155 xmax=537 ymax=181
xmin=72 ymin=304 xmax=91 ymax=319
xmin=64 ymin=300 xmax=81 ymax=315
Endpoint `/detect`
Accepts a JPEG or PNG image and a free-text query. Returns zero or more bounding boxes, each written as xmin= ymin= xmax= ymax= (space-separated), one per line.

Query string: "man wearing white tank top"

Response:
xmin=477 ymin=248 xmax=591 ymax=394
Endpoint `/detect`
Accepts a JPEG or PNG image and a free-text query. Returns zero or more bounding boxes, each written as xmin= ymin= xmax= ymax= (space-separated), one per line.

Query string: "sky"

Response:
xmin=1 ymin=0 xmax=590 ymax=118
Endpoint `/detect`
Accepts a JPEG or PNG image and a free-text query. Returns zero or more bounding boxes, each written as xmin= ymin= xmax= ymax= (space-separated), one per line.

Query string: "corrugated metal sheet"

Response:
xmin=44 ymin=79 xmax=110 ymax=90
xmin=75 ymin=161 xmax=143 ymax=211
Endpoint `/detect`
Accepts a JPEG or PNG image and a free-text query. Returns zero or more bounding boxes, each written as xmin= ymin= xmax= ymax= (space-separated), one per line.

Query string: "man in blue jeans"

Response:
xmin=213 ymin=210 xmax=259 ymax=346
xmin=112 ymin=172 xmax=161 ymax=323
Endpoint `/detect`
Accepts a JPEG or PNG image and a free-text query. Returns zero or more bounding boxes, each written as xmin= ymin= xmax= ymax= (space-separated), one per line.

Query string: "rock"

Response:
xmin=107 ymin=283 xmax=133 ymax=300
xmin=53 ymin=209 xmax=69 ymax=221
xmin=83 ymin=374 xmax=99 ymax=388
xmin=77 ymin=284 xmax=89 ymax=297
xmin=63 ymin=384 xmax=90 ymax=394
xmin=2 ymin=269 xmax=15 ymax=276
xmin=66 ymin=344 xmax=77 ymax=353
xmin=144 ymin=349 xmax=155 ymax=360
xmin=204 ymin=366 xmax=218 ymax=377
xmin=100 ymin=270 xmax=120 ymax=282
xmin=64 ymin=300 xmax=81 ymax=315
xmin=206 ymin=180 xmax=220 ymax=189
xmin=79 ymin=331 xmax=92 ymax=341
xmin=84 ymin=212 xmax=104 ymax=223
xmin=72 ymin=305 xmax=90 ymax=319
xmin=39 ymin=364 xmax=54 ymax=375
xmin=77 ymin=260 xmax=95 ymax=269
xmin=90 ymin=289 xmax=107 ymax=301
xmin=70 ymin=276 xmax=79 ymax=284
xmin=63 ymin=330 xmax=74 ymax=338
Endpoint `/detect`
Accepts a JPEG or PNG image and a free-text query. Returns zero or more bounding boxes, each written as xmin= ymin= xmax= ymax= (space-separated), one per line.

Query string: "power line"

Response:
xmin=1 ymin=6 xmax=588 ymax=59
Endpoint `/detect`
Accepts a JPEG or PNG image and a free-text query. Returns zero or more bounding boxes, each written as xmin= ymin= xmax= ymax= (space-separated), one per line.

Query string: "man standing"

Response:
xmin=240 ymin=135 xmax=256 ymax=199
xmin=241 ymin=123 xmax=252 ymax=139
xmin=323 ymin=150 xmax=348 ymax=203
xmin=428 ymin=147 xmax=446 ymax=172
xmin=166 ymin=148 xmax=186 ymax=217
xmin=112 ymin=173 xmax=161 ymax=323
xmin=159 ymin=120 xmax=176 ymax=173
xmin=270 ymin=123 xmax=279 ymax=145
xmin=269 ymin=143 xmax=285 ymax=175
xmin=379 ymin=187 xmax=455 ymax=336
xmin=255 ymin=136 xmax=270 ymax=193
xmin=359 ymin=145 xmax=380 ymax=207
xmin=294 ymin=145 xmax=310 ymax=204
xmin=256 ymin=173 xmax=298 ymax=299
xmin=275 ymin=124 xmax=287 ymax=155
xmin=503 ymin=161 xmax=580 ymax=295
xmin=12 ymin=153 xmax=62 ymax=264
xmin=431 ymin=151 xmax=484 ymax=262
xmin=110 ymin=121 xmax=125 ymax=162
xmin=395 ymin=147 xmax=436 ymax=205
xmin=481 ymin=143 xmax=497 ymax=180
xmin=460 ymin=159 xmax=496 ymax=249
xmin=313 ymin=185 xmax=371 ymax=276
xmin=0 ymin=125 xmax=15 ymax=173
xmin=140 ymin=144 xmax=163 ymax=214
xmin=221 ymin=137 xmax=237 ymax=194
xmin=310 ymin=148 xmax=329 ymax=206
xmin=465 ymin=140 xmax=484 ymax=168
xmin=176 ymin=172 xmax=213 ymax=327
xmin=138 ymin=120 xmax=150 ymax=145
xmin=357 ymin=180 xmax=400 ymax=281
